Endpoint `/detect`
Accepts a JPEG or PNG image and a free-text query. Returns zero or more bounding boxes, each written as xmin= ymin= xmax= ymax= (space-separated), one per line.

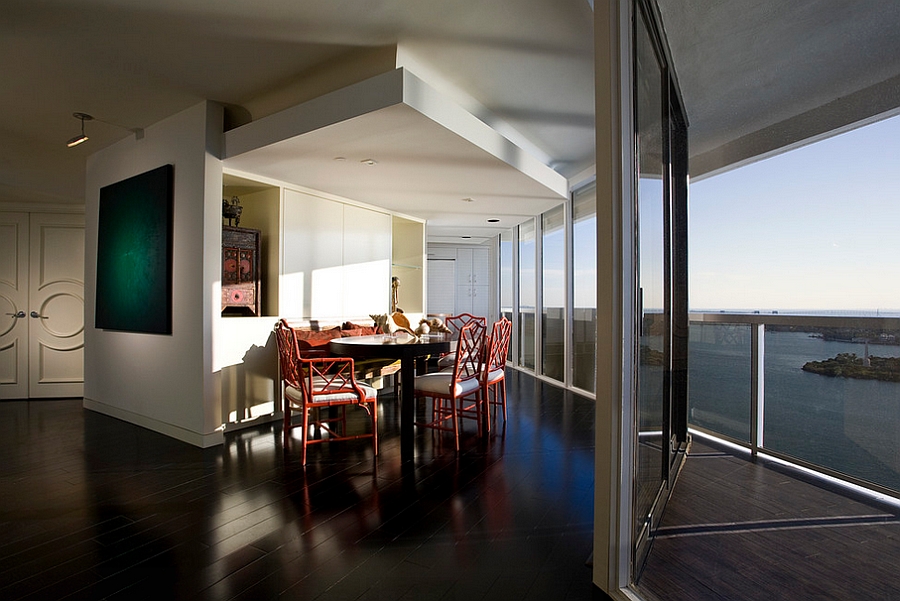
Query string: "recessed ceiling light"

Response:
xmin=360 ymin=158 xmax=377 ymax=166
xmin=487 ymin=218 xmax=500 ymax=223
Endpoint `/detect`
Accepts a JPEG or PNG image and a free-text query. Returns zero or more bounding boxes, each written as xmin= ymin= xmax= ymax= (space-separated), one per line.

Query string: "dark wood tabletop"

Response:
xmin=330 ymin=333 xmax=451 ymax=458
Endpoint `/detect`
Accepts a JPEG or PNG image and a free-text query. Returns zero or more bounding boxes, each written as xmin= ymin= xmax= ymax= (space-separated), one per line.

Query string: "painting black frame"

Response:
xmin=95 ymin=164 xmax=174 ymax=334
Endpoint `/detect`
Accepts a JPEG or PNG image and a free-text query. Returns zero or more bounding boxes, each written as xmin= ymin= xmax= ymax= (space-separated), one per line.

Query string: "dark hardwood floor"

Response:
xmin=636 ymin=438 xmax=900 ymax=601
xmin=0 ymin=370 xmax=602 ymax=601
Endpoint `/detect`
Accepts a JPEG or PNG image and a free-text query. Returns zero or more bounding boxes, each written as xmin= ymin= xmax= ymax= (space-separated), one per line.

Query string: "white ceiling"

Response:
xmin=3 ymin=0 xmax=900 ymax=238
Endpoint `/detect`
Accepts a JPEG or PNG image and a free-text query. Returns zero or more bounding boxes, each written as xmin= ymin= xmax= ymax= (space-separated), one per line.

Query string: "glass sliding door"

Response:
xmin=572 ymin=183 xmax=597 ymax=393
xmin=632 ymin=2 xmax=671 ymax=574
xmin=542 ymin=206 xmax=566 ymax=382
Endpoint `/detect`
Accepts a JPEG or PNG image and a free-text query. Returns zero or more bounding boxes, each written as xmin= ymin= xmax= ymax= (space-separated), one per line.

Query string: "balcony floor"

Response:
xmin=636 ymin=438 xmax=900 ymax=600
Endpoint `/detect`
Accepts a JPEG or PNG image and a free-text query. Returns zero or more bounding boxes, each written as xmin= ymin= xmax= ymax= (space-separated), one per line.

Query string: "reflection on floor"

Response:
xmin=637 ymin=438 xmax=900 ymax=601
xmin=0 ymin=370 xmax=604 ymax=601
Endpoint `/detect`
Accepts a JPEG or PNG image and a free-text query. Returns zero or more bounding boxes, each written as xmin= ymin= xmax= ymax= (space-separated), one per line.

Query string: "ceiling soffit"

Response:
xmin=223 ymin=67 xmax=568 ymax=242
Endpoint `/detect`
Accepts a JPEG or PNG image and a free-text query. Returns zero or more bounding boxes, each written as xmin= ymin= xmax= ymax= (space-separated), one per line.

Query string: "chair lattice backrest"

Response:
xmin=275 ymin=320 xmax=366 ymax=404
xmin=485 ymin=317 xmax=512 ymax=373
xmin=452 ymin=320 xmax=487 ymax=382
xmin=274 ymin=319 xmax=302 ymax=388
xmin=297 ymin=356 xmax=368 ymax=406
xmin=445 ymin=313 xmax=487 ymax=340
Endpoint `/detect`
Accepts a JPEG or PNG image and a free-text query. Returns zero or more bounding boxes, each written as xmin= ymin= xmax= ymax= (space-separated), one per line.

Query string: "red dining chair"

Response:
xmin=481 ymin=317 xmax=512 ymax=432
xmin=414 ymin=320 xmax=487 ymax=451
xmin=436 ymin=313 xmax=487 ymax=370
xmin=274 ymin=321 xmax=378 ymax=465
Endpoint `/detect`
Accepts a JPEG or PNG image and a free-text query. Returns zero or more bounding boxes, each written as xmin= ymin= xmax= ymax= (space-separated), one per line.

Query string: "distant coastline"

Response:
xmin=808 ymin=332 xmax=899 ymax=346
xmin=690 ymin=309 xmax=900 ymax=317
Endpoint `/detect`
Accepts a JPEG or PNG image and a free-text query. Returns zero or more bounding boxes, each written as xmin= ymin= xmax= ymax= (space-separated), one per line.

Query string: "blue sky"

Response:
xmin=689 ymin=112 xmax=900 ymax=313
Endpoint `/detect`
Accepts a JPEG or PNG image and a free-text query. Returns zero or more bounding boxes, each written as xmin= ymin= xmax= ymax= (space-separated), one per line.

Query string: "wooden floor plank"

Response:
xmin=0 ymin=371 xmax=599 ymax=600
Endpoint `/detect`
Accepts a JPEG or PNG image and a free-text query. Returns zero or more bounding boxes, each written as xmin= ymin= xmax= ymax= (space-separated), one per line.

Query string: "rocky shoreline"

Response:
xmin=802 ymin=352 xmax=900 ymax=382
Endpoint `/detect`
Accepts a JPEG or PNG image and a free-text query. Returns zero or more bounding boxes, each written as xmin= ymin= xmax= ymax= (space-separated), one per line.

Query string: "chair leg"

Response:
xmin=301 ymin=408 xmax=310 ymax=466
xmin=450 ymin=398 xmax=459 ymax=451
xmin=481 ymin=386 xmax=491 ymax=434
xmin=371 ymin=400 xmax=379 ymax=457
xmin=283 ymin=399 xmax=292 ymax=446
xmin=474 ymin=395 xmax=483 ymax=438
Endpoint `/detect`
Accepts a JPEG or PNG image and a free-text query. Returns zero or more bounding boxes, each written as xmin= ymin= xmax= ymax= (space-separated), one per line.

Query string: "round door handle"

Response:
xmin=6 ymin=311 xmax=26 ymax=318
xmin=30 ymin=311 xmax=47 ymax=319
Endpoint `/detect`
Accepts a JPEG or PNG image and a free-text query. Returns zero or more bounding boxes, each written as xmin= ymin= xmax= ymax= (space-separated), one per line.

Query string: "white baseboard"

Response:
xmin=82 ymin=397 xmax=225 ymax=448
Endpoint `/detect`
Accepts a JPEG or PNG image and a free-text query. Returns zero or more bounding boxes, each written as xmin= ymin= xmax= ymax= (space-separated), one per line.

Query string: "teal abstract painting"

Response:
xmin=95 ymin=165 xmax=173 ymax=334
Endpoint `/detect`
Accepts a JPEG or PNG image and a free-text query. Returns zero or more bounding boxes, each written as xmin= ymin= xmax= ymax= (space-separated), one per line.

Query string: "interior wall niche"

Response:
xmin=222 ymin=175 xmax=280 ymax=317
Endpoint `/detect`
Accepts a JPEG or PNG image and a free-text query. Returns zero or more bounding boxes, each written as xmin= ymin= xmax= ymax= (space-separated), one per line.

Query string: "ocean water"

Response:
xmin=689 ymin=326 xmax=900 ymax=492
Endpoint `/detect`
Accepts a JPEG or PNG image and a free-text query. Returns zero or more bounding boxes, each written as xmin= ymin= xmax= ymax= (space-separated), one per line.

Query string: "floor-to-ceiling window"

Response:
xmin=502 ymin=195 xmax=596 ymax=392
xmin=542 ymin=206 xmax=566 ymax=381
xmin=572 ymin=183 xmax=597 ymax=393
xmin=499 ymin=230 xmax=515 ymax=362
xmin=518 ymin=219 xmax=536 ymax=370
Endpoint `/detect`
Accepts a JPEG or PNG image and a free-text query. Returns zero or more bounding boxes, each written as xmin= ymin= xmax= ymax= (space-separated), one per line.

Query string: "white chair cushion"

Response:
xmin=436 ymin=353 xmax=456 ymax=368
xmin=415 ymin=372 xmax=481 ymax=397
xmin=285 ymin=385 xmax=304 ymax=404
xmin=285 ymin=382 xmax=376 ymax=405
xmin=485 ymin=367 xmax=505 ymax=383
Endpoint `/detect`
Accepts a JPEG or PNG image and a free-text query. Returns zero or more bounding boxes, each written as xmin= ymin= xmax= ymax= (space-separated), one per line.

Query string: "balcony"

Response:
xmin=687 ymin=311 xmax=900 ymax=496
xmin=636 ymin=312 xmax=900 ymax=600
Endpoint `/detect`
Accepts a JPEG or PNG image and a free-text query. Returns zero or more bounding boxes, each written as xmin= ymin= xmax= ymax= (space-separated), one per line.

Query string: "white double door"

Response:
xmin=0 ymin=212 xmax=85 ymax=399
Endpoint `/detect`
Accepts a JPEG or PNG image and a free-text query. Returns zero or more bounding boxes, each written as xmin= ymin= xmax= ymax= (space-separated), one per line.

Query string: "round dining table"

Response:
xmin=329 ymin=333 xmax=451 ymax=458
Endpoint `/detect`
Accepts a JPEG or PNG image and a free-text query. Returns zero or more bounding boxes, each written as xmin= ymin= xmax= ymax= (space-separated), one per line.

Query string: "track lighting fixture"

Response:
xmin=66 ymin=112 xmax=145 ymax=148
xmin=66 ymin=112 xmax=92 ymax=147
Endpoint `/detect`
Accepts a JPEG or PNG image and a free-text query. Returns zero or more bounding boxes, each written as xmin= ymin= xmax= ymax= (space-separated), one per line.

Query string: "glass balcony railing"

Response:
xmin=689 ymin=312 xmax=900 ymax=496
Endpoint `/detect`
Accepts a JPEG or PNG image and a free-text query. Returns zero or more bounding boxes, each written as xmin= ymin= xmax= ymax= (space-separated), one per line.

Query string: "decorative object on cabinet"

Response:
xmin=222 ymin=226 xmax=260 ymax=316
xmin=391 ymin=276 xmax=400 ymax=313
xmin=222 ymin=195 xmax=243 ymax=226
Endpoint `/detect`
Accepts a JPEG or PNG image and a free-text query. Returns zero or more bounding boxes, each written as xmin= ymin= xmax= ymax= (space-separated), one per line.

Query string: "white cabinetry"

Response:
xmin=455 ymin=247 xmax=490 ymax=317
xmin=282 ymin=189 xmax=391 ymax=319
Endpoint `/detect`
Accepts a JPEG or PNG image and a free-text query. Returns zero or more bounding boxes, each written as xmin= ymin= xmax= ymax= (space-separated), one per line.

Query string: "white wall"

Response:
xmin=84 ymin=101 xmax=226 ymax=448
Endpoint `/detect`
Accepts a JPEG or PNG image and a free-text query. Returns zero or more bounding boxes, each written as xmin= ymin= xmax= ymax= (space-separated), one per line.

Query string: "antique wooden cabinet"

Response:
xmin=221 ymin=226 xmax=260 ymax=316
